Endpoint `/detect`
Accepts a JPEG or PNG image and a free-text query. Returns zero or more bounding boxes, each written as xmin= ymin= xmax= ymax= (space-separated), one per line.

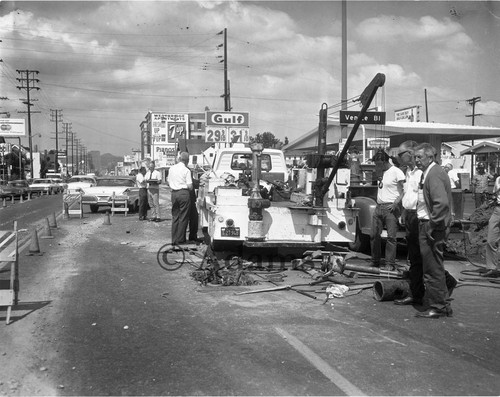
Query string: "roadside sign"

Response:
xmin=367 ymin=137 xmax=390 ymax=149
xmin=339 ymin=111 xmax=386 ymax=125
xmin=0 ymin=119 xmax=26 ymax=136
xmin=205 ymin=111 xmax=250 ymax=143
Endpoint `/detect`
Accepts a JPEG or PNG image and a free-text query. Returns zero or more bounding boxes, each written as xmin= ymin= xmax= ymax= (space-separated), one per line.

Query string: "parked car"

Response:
xmin=80 ymin=176 xmax=139 ymax=213
xmin=52 ymin=178 xmax=67 ymax=193
xmin=65 ymin=175 xmax=97 ymax=194
xmin=29 ymin=178 xmax=60 ymax=196
xmin=0 ymin=180 xmax=31 ymax=199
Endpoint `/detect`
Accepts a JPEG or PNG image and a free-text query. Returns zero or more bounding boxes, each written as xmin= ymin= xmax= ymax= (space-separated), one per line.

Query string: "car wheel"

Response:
xmin=90 ymin=204 xmax=99 ymax=213
xmin=348 ymin=220 xmax=370 ymax=253
xmin=129 ymin=200 xmax=139 ymax=213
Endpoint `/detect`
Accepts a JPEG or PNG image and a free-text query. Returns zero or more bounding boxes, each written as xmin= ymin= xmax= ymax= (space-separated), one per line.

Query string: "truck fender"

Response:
xmin=352 ymin=196 xmax=377 ymax=236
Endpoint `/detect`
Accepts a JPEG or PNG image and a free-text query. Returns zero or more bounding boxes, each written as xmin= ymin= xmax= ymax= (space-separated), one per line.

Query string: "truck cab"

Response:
xmin=197 ymin=147 xmax=358 ymax=251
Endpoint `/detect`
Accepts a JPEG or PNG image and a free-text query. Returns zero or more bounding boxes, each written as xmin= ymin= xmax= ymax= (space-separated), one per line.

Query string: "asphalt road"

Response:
xmin=0 ymin=187 xmax=499 ymax=396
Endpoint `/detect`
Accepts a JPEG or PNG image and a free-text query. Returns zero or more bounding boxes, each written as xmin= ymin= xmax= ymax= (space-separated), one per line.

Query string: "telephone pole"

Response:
xmin=50 ymin=109 xmax=63 ymax=173
xmin=466 ymin=96 xmax=482 ymax=176
xmin=62 ymin=122 xmax=72 ymax=176
xmin=219 ymin=28 xmax=231 ymax=111
xmin=16 ymin=70 xmax=40 ymax=166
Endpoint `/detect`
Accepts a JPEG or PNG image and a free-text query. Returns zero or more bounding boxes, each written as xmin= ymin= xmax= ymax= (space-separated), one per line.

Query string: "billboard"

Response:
xmin=205 ymin=111 xmax=250 ymax=144
xmin=0 ymin=119 xmax=26 ymax=136
xmin=394 ymin=106 xmax=420 ymax=122
xmin=150 ymin=113 xmax=189 ymax=144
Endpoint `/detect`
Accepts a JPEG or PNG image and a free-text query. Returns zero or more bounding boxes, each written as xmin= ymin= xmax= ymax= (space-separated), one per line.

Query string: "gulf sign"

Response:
xmin=0 ymin=119 xmax=26 ymax=136
xmin=206 ymin=112 xmax=249 ymax=127
xmin=205 ymin=112 xmax=250 ymax=144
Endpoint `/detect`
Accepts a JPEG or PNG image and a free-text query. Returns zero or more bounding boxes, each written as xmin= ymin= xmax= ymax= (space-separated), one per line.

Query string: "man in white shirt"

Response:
xmin=370 ymin=149 xmax=405 ymax=271
xmin=145 ymin=161 xmax=162 ymax=222
xmin=167 ymin=152 xmax=193 ymax=245
xmin=443 ymin=162 xmax=459 ymax=189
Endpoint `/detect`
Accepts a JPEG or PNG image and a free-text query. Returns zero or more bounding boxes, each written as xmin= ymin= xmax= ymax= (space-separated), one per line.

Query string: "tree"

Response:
xmin=249 ymin=132 xmax=285 ymax=149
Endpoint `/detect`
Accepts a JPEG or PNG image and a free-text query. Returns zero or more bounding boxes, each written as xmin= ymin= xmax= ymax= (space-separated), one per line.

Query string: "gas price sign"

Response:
xmin=205 ymin=112 xmax=250 ymax=143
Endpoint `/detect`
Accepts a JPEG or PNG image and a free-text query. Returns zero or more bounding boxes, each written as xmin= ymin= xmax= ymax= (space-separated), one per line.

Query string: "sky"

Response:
xmin=1 ymin=0 xmax=500 ymax=156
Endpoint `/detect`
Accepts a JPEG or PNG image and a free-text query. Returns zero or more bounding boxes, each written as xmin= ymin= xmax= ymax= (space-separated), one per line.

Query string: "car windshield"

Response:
xmin=32 ymin=180 xmax=50 ymax=184
xmin=69 ymin=177 xmax=95 ymax=183
xmin=96 ymin=179 xmax=134 ymax=187
xmin=9 ymin=182 xmax=26 ymax=187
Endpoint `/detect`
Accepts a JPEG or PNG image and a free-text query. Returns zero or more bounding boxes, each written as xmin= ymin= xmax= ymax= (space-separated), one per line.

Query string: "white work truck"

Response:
xmin=197 ymin=146 xmax=358 ymax=251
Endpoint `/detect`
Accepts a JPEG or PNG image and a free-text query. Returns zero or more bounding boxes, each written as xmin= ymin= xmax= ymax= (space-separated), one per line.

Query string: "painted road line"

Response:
xmin=275 ymin=327 xmax=366 ymax=396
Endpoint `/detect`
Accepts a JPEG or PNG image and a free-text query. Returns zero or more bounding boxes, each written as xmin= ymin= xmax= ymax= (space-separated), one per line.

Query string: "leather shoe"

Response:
xmin=415 ymin=307 xmax=453 ymax=318
xmin=394 ymin=296 xmax=421 ymax=305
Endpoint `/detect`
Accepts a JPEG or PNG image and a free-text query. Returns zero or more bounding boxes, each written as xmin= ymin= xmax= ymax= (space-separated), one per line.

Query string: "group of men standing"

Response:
xmin=135 ymin=152 xmax=199 ymax=244
xmin=371 ymin=142 xmax=458 ymax=319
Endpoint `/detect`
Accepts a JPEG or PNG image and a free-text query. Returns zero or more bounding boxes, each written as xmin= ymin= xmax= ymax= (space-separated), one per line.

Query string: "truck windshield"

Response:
xmin=231 ymin=154 xmax=272 ymax=171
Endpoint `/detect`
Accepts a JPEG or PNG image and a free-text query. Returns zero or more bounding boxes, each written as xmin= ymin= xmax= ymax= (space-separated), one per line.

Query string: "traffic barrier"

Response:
xmin=40 ymin=218 xmax=54 ymax=239
xmin=48 ymin=212 xmax=58 ymax=229
xmin=111 ymin=192 xmax=129 ymax=216
xmin=19 ymin=194 xmax=23 ymax=204
xmin=63 ymin=192 xmax=83 ymax=218
xmin=103 ymin=211 xmax=112 ymax=225
xmin=26 ymin=227 xmax=42 ymax=256
xmin=2 ymin=198 xmax=6 ymax=208
xmin=0 ymin=221 xmax=19 ymax=325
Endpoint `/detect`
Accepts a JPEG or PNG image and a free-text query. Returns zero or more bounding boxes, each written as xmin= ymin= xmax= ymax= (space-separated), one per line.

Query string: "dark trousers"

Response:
xmin=404 ymin=210 xmax=425 ymax=301
xmin=188 ymin=190 xmax=198 ymax=241
xmin=418 ymin=220 xmax=450 ymax=310
xmin=370 ymin=203 xmax=400 ymax=267
xmin=171 ymin=190 xmax=191 ymax=245
xmin=138 ymin=188 xmax=148 ymax=218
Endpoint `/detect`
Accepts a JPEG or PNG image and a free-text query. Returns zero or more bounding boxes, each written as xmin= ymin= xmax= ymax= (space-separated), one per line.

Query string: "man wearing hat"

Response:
xmin=471 ymin=162 xmax=493 ymax=208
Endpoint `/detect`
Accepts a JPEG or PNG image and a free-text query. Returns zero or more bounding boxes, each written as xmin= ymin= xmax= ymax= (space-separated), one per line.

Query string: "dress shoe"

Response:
xmin=394 ymin=296 xmax=421 ymax=306
xmin=415 ymin=307 xmax=453 ymax=319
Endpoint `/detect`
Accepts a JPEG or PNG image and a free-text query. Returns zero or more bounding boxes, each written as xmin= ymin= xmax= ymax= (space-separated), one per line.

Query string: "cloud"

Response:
xmin=478 ymin=101 xmax=500 ymax=116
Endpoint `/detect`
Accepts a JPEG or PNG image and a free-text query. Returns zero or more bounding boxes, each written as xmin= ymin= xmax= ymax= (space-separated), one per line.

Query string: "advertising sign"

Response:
xmin=205 ymin=112 xmax=250 ymax=143
xmin=339 ymin=111 xmax=386 ymax=125
xmin=367 ymin=137 xmax=390 ymax=149
xmin=165 ymin=114 xmax=189 ymax=143
xmin=0 ymin=119 xmax=26 ymax=136
xmin=394 ymin=106 xmax=420 ymax=122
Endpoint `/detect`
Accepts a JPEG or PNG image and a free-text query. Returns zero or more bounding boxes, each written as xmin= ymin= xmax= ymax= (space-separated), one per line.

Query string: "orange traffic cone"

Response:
xmin=26 ymin=227 xmax=43 ymax=256
xmin=48 ymin=212 xmax=58 ymax=229
xmin=103 ymin=211 xmax=112 ymax=226
xmin=2 ymin=198 xmax=6 ymax=208
xmin=40 ymin=217 xmax=54 ymax=239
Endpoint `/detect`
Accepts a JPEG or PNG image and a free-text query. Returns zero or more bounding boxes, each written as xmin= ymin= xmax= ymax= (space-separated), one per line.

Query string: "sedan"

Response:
xmin=80 ymin=176 xmax=139 ymax=213
xmin=29 ymin=178 xmax=60 ymax=196
xmin=65 ymin=175 xmax=96 ymax=194
xmin=0 ymin=180 xmax=31 ymax=199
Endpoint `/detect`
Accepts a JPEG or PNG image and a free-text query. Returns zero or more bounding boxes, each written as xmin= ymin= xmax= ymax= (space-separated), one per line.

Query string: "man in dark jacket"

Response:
xmin=414 ymin=143 xmax=453 ymax=318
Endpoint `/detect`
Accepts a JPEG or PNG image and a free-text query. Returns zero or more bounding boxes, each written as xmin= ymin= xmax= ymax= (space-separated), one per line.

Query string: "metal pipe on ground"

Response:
xmin=373 ymin=279 xmax=410 ymax=301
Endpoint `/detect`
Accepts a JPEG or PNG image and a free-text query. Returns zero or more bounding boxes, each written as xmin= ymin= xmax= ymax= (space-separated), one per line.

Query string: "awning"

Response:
xmin=460 ymin=141 xmax=500 ymax=156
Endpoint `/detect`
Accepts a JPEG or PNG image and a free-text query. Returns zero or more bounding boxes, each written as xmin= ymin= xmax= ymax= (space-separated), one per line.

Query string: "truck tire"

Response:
xmin=349 ymin=221 xmax=370 ymax=253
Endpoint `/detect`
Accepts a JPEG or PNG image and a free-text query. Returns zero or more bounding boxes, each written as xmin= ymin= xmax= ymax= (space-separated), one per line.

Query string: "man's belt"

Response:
xmin=172 ymin=188 xmax=188 ymax=192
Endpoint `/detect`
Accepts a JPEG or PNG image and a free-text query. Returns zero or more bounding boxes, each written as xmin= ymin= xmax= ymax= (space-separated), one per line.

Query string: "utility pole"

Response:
xmin=75 ymin=138 xmax=80 ymax=175
xmin=219 ymin=28 xmax=231 ymax=111
xmin=50 ymin=109 xmax=63 ymax=173
xmin=466 ymin=96 xmax=481 ymax=126
xmin=62 ymin=122 xmax=72 ymax=177
xmin=71 ymin=132 xmax=75 ymax=176
xmin=340 ymin=0 xmax=348 ymax=140
xmin=466 ymin=96 xmax=482 ymax=176
xmin=16 ymin=70 xmax=40 ymax=171
xmin=424 ymin=88 xmax=429 ymax=122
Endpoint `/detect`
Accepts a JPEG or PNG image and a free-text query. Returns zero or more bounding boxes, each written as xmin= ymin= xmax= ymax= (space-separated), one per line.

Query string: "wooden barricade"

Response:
xmin=63 ymin=192 xmax=83 ymax=218
xmin=111 ymin=192 xmax=129 ymax=216
xmin=0 ymin=221 xmax=19 ymax=325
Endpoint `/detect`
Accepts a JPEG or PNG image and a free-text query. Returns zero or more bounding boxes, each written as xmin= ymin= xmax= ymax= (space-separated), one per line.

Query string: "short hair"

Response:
xmin=414 ymin=142 xmax=436 ymax=159
xmin=179 ymin=152 xmax=189 ymax=163
xmin=399 ymin=140 xmax=418 ymax=153
xmin=372 ymin=149 xmax=390 ymax=162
